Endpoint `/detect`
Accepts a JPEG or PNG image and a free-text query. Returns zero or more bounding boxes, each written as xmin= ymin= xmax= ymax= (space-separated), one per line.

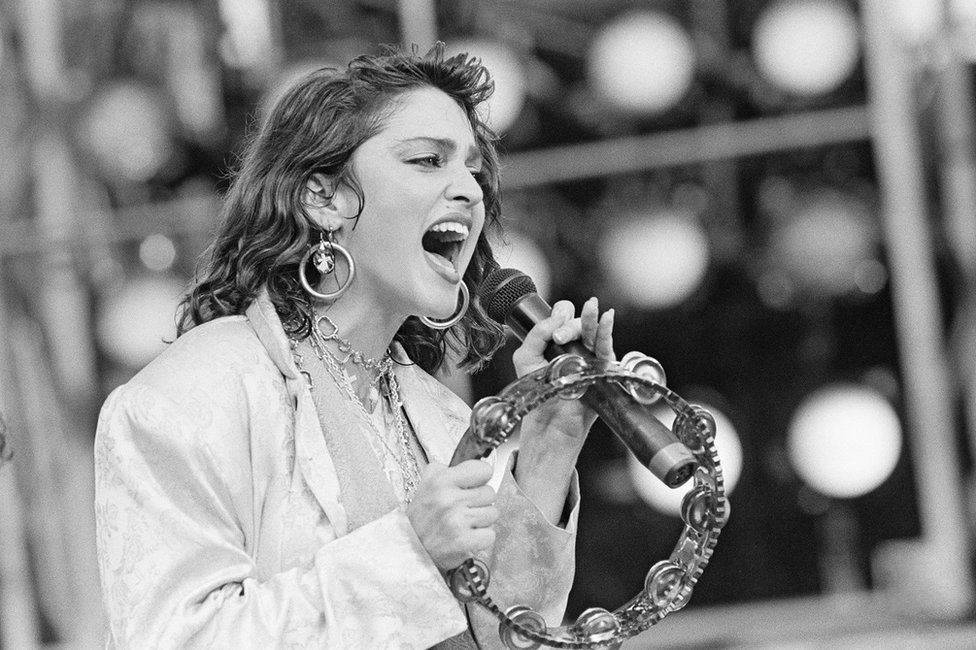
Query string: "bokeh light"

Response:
xmin=752 ymin=0 xmax=860 ymax=96
xmin=448 ymin=39 xmax=526 ymax=132
xmin=96 ymin=274 xmax=184 ymax=368
xmin=888 ymin=0 xmax=942 ymax=45
xmin=599 ymin=209 xmax=710 ymax=309
xmin=217 ymin=0 xmax=277 ymax=73
xmin=139 ymin=234 xmax=178 ymax=272
xmin=628 ymin=403 xmax=743 ymax=515
xmin=76 ymin=81 xmax=173 ymax=182
xmin=587 ymin=10 xmax=696 ymax=115
xmin=768 ymin=190 xmax=877 ymax=297
xmin=787 ymin=383 xmax=902 ymax=498
xmin=953 ymin=0 xmax=976 ymax=61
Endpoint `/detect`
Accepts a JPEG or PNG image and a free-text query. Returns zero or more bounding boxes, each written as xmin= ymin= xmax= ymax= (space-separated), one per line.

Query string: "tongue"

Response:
xmin=425 ymin=250 xmax=454 ymax=270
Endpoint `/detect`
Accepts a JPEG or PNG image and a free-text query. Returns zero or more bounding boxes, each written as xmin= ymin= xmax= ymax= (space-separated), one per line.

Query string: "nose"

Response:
xmin=447 ymin=164 xmax=484 ymax=206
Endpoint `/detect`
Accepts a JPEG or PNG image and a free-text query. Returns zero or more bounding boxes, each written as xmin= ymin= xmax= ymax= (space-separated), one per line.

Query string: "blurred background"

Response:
xmin=1 ymin=0 xmax=976 ymax=647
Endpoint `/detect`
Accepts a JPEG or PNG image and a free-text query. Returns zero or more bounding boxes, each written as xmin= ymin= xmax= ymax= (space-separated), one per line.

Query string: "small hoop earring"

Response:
xmin=299 ymin=229 xmax=355 ymax=302
xmin=421 ymin=282 xmax=470 ymax=330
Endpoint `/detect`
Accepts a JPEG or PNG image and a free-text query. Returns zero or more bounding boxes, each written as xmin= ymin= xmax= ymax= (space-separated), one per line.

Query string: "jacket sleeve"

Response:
xmin=94 ymin=383 xmax=467 ymax=650
xmin=466 ymin=452 xmax=580 ymax=649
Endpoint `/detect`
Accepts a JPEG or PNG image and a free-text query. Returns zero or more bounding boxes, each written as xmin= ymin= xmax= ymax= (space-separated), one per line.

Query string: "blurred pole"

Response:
xmin=398 ymin=0 xmax=437 ymax=50
xmin=690 ymin=0 xmax=745 ymax=262
xmin=0 ymin=460 xmax=42 ymax=650
xmin=13 ymin=0 xmax=106 ymax=644
xmin=502 ymin=106 xmax=870 ymax=188
xmin=934 ymin=2 xmax=976 ymax=494
xmin=861 ymin=0 xmax=974 ymax=618
xmin=0 ymin=334 xmax=42 ymax=649
xmin=0 ymin=11 xmax=44 ymax=650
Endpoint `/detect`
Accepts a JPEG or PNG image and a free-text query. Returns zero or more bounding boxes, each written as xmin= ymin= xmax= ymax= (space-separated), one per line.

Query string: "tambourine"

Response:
xmin=448 ymin=352 xmax=729 ymax=649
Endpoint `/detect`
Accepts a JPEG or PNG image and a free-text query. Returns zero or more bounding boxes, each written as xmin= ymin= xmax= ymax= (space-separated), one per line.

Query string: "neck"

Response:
xmin=311 ymin=294 xmax=405 ymax=364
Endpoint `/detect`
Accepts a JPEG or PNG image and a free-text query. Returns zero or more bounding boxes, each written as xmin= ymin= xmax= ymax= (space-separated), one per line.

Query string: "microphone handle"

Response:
xmin=507 ymin=294 xmax=697 ymax=488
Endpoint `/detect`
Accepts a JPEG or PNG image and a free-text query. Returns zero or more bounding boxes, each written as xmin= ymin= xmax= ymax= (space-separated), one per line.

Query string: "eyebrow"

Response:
xmin=396 ymin=136 xmax=483 ymax=166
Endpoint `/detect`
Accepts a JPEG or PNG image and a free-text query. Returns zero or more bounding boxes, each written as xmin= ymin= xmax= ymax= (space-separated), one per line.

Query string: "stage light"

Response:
xmin=853 ymin=258 xmax=887 ymax=294
xmin=139 ymin=234 xmax=177 ymax=272
xmin=447 ymin=39 xmax=526 ymax=132
xmin=599 ymin=209 xmax=709 ymax=309
xmin=752 ymin=0 xmax=860 ymax=96
xmin=787 ymin=384 xmax=902 ymax=498
xmin=587 ymin=10 xmax=696 ymax=114
xmin=492 ymin=230 xmax=552 ymax=300
xmin=628 ymin=402 xmax=743 ymax=515
xmin=217 ymin=0 xmax=276 ymax=73
xmin=889 ymin=0 xmax=941 ymax=45
xmin=95 ymin=274 xmax=184 ymax=368
xmin=76 ymin=81 xmax=174 ymax=183
xmin=768 ymin=190 xmax=877 ymax=297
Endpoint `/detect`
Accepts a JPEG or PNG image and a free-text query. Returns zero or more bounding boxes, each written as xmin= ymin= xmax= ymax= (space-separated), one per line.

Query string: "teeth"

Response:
xmin=428 ymin=222 xmax=470 ymax=238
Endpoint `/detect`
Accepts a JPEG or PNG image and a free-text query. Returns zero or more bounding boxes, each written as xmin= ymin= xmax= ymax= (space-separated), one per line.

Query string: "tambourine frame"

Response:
xmin=448 ymin=353 xmax=729 ymax=649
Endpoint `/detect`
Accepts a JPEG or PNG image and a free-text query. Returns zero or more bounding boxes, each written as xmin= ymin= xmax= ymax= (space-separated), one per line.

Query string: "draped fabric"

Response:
xmin=94 ymin=290 xmax=579 ymax=649
xmin=297 ymin=337 xmax=478 ymax=649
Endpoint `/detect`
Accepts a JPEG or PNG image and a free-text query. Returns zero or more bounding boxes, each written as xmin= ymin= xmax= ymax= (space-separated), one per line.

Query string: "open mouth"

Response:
xmin=422 ymin=221 xmax=469 ymax=266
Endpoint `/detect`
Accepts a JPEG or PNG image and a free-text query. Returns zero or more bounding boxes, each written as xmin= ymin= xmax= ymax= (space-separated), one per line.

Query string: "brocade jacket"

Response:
xmin=94 ymin=291 xmax=579 ymax=649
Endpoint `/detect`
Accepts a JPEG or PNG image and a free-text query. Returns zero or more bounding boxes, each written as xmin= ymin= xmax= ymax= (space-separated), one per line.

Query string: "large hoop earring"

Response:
xmin=421 ymin=282 xmax=470 ymax=330
xmin=299 ymin=229 xmax=355 ymax=302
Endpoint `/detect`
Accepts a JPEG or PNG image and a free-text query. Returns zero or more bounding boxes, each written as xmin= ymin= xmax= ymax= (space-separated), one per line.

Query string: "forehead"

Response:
xmin=375 ymin=87 xmax=478 ymax=148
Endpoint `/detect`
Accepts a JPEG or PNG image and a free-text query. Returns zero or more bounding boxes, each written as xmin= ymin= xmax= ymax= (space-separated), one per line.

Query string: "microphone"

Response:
xmin=480 ymin=268 xmax=697 ymax=488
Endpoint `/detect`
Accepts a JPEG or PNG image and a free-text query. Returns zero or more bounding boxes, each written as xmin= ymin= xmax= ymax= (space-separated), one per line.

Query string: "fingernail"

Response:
xmin=603 ymin=309 xmax=615 ymax=323
xmin=554 ymin=329 xmax=568 ymax=343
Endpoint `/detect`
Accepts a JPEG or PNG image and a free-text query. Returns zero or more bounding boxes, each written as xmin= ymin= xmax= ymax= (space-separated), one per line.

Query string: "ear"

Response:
xmin=303 ymin=173 xmax=345 ymax=230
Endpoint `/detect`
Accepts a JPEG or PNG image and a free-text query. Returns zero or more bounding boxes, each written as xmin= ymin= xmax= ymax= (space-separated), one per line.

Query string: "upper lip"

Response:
xmin=425 ymin=212 xmax=473 ymax=233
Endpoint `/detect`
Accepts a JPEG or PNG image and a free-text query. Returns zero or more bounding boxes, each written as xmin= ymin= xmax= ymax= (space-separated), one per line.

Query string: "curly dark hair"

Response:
xmin=177 ymin=44 xmax=506 ymax=374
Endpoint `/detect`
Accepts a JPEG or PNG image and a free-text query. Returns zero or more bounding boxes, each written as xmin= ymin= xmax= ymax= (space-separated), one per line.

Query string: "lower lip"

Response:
xmin=424 ymin=251 xmax=461 ymax=283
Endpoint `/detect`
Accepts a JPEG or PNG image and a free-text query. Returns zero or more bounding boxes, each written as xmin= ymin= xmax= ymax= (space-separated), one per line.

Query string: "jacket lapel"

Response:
xmin=245 ymin=292 xmax=349 ymax=536
xmin=391 ymin=348 xmax=471 ymax=467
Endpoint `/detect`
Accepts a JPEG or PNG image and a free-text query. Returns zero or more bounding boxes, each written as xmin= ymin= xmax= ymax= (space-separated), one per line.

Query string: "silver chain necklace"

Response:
xmin=290 ymin=321 xmax=421 ymax=503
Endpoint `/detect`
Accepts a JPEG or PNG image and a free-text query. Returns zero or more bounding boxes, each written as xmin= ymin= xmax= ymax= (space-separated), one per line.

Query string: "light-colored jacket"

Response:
xmin=94 ymin=292 xmax=578 ymax=649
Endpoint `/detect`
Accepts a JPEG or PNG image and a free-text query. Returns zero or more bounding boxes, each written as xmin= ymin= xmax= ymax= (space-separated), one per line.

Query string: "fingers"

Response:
xmin=466 ymin=504 xmax=501 ymax=528
xmin=407 ymin=462 xmax=500 ymax=570
xmin=512 ymin=297 xmax=617 ymax=375
xmin=553 ymin=298 xmax=615 ymax=361
xmin=578 ymin=297 xmax=599 ymax=347
xmin=447 ymin=459 xmax=493 ymax=489
xmin=594 ymin=308 xmax=616 ymax=361
xmin=518 ymin=300 xmax=574 ymax=353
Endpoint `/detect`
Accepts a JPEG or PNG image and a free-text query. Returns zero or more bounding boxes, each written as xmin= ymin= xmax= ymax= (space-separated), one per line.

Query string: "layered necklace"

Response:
xmin=289 ymin=314 xmax=422 ymax=503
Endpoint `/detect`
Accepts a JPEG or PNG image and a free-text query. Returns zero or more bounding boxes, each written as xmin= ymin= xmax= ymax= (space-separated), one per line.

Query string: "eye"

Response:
xmin=411 ymin=154 xmax=444 ymax=168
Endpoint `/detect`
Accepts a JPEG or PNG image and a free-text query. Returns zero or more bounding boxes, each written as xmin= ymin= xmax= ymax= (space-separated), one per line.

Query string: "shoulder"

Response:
xmin=97 ymin=316 xmax=288 ymax=461
xmin=129 ymin=316 xmax=277 ymax=397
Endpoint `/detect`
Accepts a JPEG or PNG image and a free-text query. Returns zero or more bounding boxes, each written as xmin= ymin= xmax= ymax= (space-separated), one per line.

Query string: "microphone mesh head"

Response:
xmin=479 ymin=268 xmax=537 ymax=324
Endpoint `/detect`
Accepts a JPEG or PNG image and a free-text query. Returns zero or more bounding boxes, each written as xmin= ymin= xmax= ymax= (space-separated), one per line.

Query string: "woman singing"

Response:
xmin=94 ymin=44 xmax=615 ymax=648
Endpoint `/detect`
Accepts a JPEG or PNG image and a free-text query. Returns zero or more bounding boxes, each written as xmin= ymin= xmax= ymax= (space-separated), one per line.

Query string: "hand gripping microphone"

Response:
xmin=480 ymin=268 xmax=697 ymax=488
